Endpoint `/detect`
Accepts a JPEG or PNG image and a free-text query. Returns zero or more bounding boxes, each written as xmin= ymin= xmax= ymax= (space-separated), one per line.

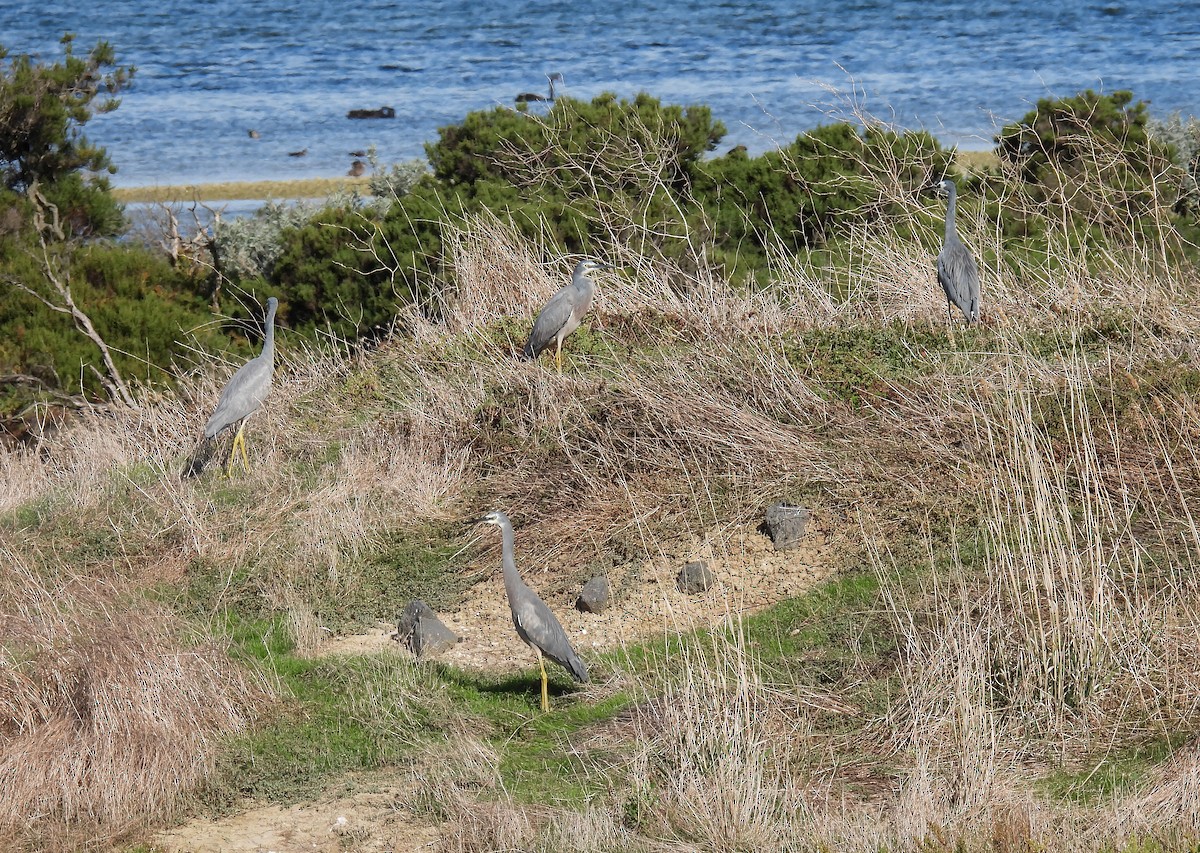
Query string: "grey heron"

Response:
xmin=936 ymin=178 xmax=980 ymax=324
xmin=516 ymin=73 xmax=563 ymax=104
xmin=521 ymin=259 xmax=613 ymax=372
xmin=474 ymin=510 xmax=589 ymax=712
xmin=182 ymin=296 xmax=278 ymax=478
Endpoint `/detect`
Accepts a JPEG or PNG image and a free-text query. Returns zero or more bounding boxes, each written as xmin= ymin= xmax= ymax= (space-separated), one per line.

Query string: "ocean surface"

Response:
xmin=3 ymin=0 xmax=1197 ymax=188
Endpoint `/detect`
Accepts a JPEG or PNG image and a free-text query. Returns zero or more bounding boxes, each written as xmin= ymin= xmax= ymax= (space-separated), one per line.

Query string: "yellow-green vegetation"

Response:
xmin=112 ymin=176 xmax=372 ymax=204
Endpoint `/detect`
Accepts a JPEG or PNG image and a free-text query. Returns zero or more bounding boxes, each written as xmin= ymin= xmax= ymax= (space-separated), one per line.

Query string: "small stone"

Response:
xmin=677 ymin=560 xmax=714 ymax=594
xmin=395 ymin=599 xmax=458 ymax=658
xmin=577 ymin=576 xmax=611 ymax=613
xmin=764 ymin=502 xmax=810 ymax=550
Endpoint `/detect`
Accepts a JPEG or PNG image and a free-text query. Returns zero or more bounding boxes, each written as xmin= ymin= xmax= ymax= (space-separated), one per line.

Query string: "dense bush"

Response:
xmin=0 ymin=35 xmax=132 ymax=237
xmin=994 ymin=89 xmax=1181 ymax=238
xmin=0 ymin=243 xmax=223 ymax=416
xmin=694 ymin=123 xmax=950 ymax=279
xmin=268 ymin=91 xmax=952 ymax=320
xmin=1149 ymin=112 xmax=1200 ymax=218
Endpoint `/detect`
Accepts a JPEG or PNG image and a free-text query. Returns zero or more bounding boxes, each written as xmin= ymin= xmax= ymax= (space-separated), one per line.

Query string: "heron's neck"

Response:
xmin=549 ymin=78 xmax=556 ymax=99
xmin=573 ymin=272 xmax=595 ymax=297
xmin=262 ymin=304 xmax=277 ymax=361
xmin=944 ymin=187 xmax=958 ymax=239
xmin=500 ymin=524 xmax=523 ymax=594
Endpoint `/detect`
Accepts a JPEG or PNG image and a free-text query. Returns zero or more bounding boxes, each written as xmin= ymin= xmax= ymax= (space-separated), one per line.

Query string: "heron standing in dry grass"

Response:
xmin=182 ymin=296 xmax=278 ymax=478
xmin=521 ymin=258 xmax=613 ymax=372
xmin=473 ymin=510 xmax=589 ymax=711
xmin=936 ymin=178 xmax=980 ymax=324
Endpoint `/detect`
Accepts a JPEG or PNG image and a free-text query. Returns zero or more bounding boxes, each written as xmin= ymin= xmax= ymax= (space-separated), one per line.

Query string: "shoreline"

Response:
xmin=112 ymin=153 xmax=1001 ymax=206
xmin=112 ymin=176 xmax=372 ymax=205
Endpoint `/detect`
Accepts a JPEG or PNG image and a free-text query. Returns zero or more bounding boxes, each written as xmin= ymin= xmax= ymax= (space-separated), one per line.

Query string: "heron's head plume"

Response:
xmin=472 ymin=510 xmax=509 ymax=528
xmin=576 ymin=259 xmax=616 ymax=276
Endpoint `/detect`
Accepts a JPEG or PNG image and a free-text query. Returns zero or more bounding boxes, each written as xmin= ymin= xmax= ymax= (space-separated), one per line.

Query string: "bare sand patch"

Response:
xmin=314 ymin=512 xmax=845 ymax=671
xmin=156 ymin=777 xmax=438 ymax=853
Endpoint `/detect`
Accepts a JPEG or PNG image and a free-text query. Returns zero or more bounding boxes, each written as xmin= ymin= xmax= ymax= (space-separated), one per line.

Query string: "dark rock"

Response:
xmin=576 ymin=576 xmax=611 ymax=613
xmin=677 ymin=560 xmax=714 ymax=594
xmin=347 ymin=159 xmax=365 ymax=177
xmin=395 ymin=599 xmax=458 ymax=658
xmin=764 ymin=502 xmax=810 ymax=550
xmin=347 ymin=106 xmax=396 ymax=119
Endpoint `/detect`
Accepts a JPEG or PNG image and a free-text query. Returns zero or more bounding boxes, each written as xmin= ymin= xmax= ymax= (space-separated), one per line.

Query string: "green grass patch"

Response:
xmin=1040 ymin=731 xmax=1192 ymax=803
xmin=200 ymin=614 xmax=446 ymax=808
xmin=784 ymin=323 xmax=967 ymax=407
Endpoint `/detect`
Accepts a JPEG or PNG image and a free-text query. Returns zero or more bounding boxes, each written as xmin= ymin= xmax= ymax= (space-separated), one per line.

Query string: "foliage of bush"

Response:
xmin=0 ymin=35 xmax=132 ymax=237
xmin=1148 ymin=112 xmax=1200 ymax=218
xmin=0 ymin=242 xmax=224 ymax=414
xmin=694 ymin=123 xmax=950 ymax=279
xmin=270 ymin=92 xmax=950 ymax=321
xmin=995 ymin=90 xmax=1180 ymax=237
xmin=213 ymin=200 xmax=321 ymax=283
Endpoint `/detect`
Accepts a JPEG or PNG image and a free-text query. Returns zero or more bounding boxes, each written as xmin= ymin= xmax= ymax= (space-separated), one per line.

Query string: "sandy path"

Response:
xmin=156 ymin=513 xmax=841 ymax=851
xmin=156 ymin=779 xmax=438 ymax=852
xmin=319 ymin=512 xmax=844 ymax=669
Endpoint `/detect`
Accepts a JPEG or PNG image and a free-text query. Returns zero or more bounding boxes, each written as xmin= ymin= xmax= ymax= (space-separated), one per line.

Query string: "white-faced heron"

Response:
xmin=521 ymin=258 xmax=613 ymax=372
xmin=936 ymin=178 xmax=981 ymax=324
xmin=474 ymin=510 xmax=589 ymax=711
xmin=516 ymin=72 xmax=563 ymax=104
xmin=182 ymin=296 xmax=278 ymax=478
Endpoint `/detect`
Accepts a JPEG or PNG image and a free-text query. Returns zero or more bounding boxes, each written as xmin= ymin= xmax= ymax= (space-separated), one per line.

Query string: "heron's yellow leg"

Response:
xmin=554 ymin=342 xmax=564 ymax=374
xmin=237 ymin=429 xmax=252 ymax=470
xmin=224 ymin=425 xmax=250 ymax=475
xmin=535 ymin=648 xmax=550 ymax=712
xmin=221 ymin=431 xmax=238 ymax=477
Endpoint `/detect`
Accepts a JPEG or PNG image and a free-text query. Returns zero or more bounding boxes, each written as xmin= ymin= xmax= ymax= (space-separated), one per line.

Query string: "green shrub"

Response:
xmin=694 ymin=123 xmax=949 ymax=280
xmin=995 ymin=90 xmax=1180 ymax=235
xmin=1148 ymin=111 xmax=1200 ymax=218
xmin=0 ymin=242 xmax=221 ymax=416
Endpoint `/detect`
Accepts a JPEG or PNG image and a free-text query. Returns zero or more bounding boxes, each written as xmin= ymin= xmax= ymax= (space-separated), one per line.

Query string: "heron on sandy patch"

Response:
xmin=521 ymin=258 xmax=614 ymax=372
xmin=182 ymin=296 xmax=278 ymax=478
xmin=473 ymin=510 xmax=589 ymax=712
xmin=935 ymin=177 xmax=980 ymax=324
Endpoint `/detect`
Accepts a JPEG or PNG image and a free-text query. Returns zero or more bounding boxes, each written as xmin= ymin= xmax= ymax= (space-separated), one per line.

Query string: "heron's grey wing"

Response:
xmin=523 ymin=286 xmax=575 ymax=359
xmin=513 ymin=594 xmax=589 ymax=682
xmin=204 ymin=355 xmax=273 ymax=438
xmin=937 ymin=238 xmax=981 ymax=323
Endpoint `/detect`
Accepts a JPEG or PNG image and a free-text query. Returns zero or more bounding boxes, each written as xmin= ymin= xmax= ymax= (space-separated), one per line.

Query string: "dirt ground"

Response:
xmin=155 ymin=512 xmax=843 ymax=852
xmin=323 ymin=511 xmax=845 ymax=668
xmin=156 ymin=780 xmax=439 ymax=853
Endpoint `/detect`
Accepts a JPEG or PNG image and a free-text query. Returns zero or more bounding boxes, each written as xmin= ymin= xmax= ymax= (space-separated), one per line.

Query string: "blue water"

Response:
xmin=3 ymin=0 xmax=1197 ymax=188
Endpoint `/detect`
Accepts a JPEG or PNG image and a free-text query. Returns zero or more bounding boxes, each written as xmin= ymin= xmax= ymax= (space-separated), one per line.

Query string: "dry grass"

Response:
xmin=0 ymin=551 xmax=267 ymax=847
xmin=6 ymin=104 xmax=1200 ymax=850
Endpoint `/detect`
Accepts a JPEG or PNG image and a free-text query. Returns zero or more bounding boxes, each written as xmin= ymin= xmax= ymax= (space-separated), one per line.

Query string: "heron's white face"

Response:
xmin=477 ymin=510 xmax=505 ymax=527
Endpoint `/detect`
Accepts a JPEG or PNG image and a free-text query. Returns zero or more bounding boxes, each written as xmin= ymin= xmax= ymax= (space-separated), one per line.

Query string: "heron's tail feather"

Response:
xmin=564 ymin=650 xmax=589 ymax=683
xmin=181 ymin=435 xmax=216 ymax=479
xmin=519 ymin=340 xmax=538 ymax=361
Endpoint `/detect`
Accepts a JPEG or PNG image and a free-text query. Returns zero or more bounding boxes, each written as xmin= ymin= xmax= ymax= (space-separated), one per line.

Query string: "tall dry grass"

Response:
xmin=0 ymin=549 xmax=267 ymax=847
